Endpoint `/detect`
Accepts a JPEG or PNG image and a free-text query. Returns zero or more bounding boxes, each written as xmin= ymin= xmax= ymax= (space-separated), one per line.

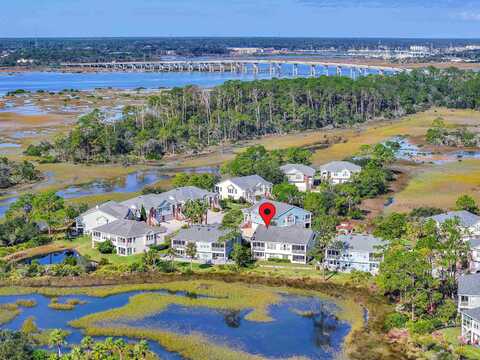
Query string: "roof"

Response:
xmin=220 ymin=175 xmax=272 ymax=190
xmin=469 ymin=237 xmax=480 ymax=248
xmin=81 ymin=201 xmax=129 ymax=219
xmin=458 ymin=273 xmax=480 ymax=295
xmin=280 ymin=164 xmax=316 ymax=177
xmin=253 ymin=225 xmax=315 ymax=245
xmin=334 ymin=234 xmax=384 ymax=253
xmin=172 ymin=224 xmax=232 ymax=243
xmin=244 ymin=199 xmax=311 ymax=219
xmin=429 ymin=211 xmax=480 ymax=228
xmin=92 ymin=219 xmax=166 ymax=237
xmin=319 ymin=161 xmax=361 ymax=173
xmin=121 ymin=186 xmax=215 ymax=210
xmin=463 ymin=308 xmax=480 ymax=322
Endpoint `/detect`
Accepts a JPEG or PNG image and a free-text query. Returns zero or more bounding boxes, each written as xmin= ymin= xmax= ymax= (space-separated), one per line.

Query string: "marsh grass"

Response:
xmin=0 ymin=303 xmax=21 ymax=325
xmin=15 ymin=299 xmax=37 ymax=307
xmin=48 ymin=297 xmax=87 ymax=311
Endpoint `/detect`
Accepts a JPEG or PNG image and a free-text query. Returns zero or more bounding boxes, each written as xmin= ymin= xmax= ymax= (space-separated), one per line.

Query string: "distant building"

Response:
xmin=279 ymin=164 xmax=316 ymax=192
xmin=319 ymin=161 xmax=361 ymax=185
xmin=215 ymin=175 xmax=272 ymax=203
xmin=428 ymin=211 xmax=480 ymax=239
xmin=91 ymin=219 xmax=166 ymax=256
xmin=171 ymin=224 xmax=240 ymax=263
xmin=324 ymin=234 xmax=384 ymax=274
xmin=120 ymin=186 xmax=219 ymax=224
xmin=242 ymin=199 xmax=312 ymax=238
xmin=468 ymin=238 xmax=480 ymax=273
xmin=250 ymin=225 xmax=316 ymax=264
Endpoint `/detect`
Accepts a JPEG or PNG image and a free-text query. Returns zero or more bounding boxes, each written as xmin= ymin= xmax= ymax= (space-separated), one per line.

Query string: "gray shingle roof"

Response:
xmin=429 ymin=211 xmax=480 ymax=228
xmin=334 ymin=234 xmax=384 ymax=253
xmin=253 ymin=225 xmax=315 ymax=245
xmin=172 ymin=224 xmax=231 ymax=243
xmin=244 ymin=199 xmax=311 ymax=219
xmin=463 ymin=308 xmax=480 ymax=322
xmin=319 ymin=161 xmax=361 ymax=173
xmin=121 ymin=186 xmax=215 ymax=210
xmin=81 ymin=201 xmax=129 ymax=219
xmin=459 ymin=273 xmax=480 ymax=295
xmin=224 ymin=175 xmax=272 ymax=190
xmin=92 ymin=219 xmax=166 ymax=237
xmin=469 ymin=237 xmax=480 ymax=249
xmin=280 ymin=164 xmax=316 ymax=177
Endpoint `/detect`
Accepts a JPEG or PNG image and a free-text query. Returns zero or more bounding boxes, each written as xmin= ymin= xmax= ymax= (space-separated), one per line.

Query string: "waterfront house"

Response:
xmin=120 ymin=186 xmax=219 ymax=224
xmin=458 ymin=273 xmax=480 ymax=311
xmin=319 ymin=161 xmax=361 ymax=185
xmin=428 ymin=211 xmax=480 ymax=239
xmin=324 ymin=234 xmax=384 ymax=274
xmin=91 ymin=219 xmax=166 ymax=256
xmin=171 ymin=224 xmax=240 ymax=263
xmin=461 ymin=308 xmax=480 ymax=346
xmin=250 ymin=225 xmax=316 ymax=264
xmin=215 ymin=175 xmax=273 ymax=203
xmin=279 ymin=164 xmax=316 ymax=192
xmin=242 ymin=199 xmax=312 ymax=238
xmin=75 ymin=201 xmax=130 ymax=235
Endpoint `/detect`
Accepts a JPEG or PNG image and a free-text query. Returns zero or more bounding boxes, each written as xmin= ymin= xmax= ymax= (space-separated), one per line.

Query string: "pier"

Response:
xmin=60 ymin=60 xmax=406 ymax=78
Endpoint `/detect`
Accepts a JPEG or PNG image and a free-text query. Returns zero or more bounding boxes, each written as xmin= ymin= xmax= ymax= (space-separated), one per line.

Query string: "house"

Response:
xmin=242 ymin=199 xmax=312 ymax=238
xmin=324 ymin=234 xmax=384 ymax=274
xmin=461 ymin=308 xmax=480 ymax=346
xmin=120 ymin=186 xmax=219 ymax=224
xmin=429 ymin=211 xmax=480 ymax=239
xmin=279 ymin=164 xmax=316 ymax=192
xmin=215 ymin=175 xmax=273 ymax=203
xmin=319 ymin=161 xmax=361 ymax=185
xmin=458 ymin=273 xmax=480 ymax=311
xmin=250 ymin=225 xmax=316 ymax=264
xmin=171 ymin=224 xmax=240 ymax=263
xmin=75 ymin=201 xmax=130 ymax=235
xmin=468 ymin=238 xmax=480 ymax=273
xmin=91 ymin=219 xmax=166 ymax=256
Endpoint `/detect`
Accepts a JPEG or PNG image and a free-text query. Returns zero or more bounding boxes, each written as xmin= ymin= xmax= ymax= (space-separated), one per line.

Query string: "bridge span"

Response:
xmin=60 ymin=60 xmax=406 ymax=78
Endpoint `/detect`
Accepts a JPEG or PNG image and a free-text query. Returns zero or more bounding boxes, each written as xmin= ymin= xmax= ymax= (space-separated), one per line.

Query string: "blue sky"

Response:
xmin=1 ymin=0 xmax=480 ymax=38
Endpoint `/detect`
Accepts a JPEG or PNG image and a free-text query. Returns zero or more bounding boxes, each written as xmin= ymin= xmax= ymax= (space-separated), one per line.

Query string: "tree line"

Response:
xmin=25 ymin=67 xmax=480 ymax=164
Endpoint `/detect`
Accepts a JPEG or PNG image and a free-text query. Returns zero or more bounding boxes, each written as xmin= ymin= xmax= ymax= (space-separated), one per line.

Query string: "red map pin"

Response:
xmin=259 ymin=202 xmax=276 ymax=228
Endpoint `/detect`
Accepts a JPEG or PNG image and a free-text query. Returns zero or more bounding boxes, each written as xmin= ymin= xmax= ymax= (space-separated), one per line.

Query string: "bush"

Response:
xmin=384 ymin=312 xmax=408 ymax=331
xmin=98 ymin=240 xmax=115 ymax=254
xmin=407 ymin=319 xmax=438 ymax=334
xmin=267 ymin=258 xmax=291 ymax=264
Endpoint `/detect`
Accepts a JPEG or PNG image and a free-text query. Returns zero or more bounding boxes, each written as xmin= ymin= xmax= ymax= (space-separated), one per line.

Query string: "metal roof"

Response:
xmin=334 ymin=234 xmax=384 ymax=253
xmin=280 ymin=164 xmax=316 ymax=177
xmin=429 ymin=211 xmax=480 ymax=228
xmin=172 ymin=224 xmax=232 ymax=243
xmin=253 ymin=225 xmax=315 ymax=245
xmin=459 ymin=273 xmax=480 ymax=296
xmin=319 ymin=161 xmax=361 ymax=173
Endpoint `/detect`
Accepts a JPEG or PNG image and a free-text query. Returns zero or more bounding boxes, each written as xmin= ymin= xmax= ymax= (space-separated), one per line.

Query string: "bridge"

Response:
xmin=60 ymin=60 xmax=406 ymax=78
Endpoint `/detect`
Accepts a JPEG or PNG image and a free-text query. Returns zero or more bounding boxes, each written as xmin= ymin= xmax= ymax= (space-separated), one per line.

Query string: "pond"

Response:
xmin=20 ymin=250 xmax=80 ymax=266
xmin=0 ymin=290 xmax=351 ymax=359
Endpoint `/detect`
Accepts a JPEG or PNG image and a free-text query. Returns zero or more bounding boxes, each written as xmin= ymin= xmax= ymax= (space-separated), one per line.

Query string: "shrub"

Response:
xmin=98 ymin=240 xmax=115 ymax=254
xmin=407 ymin=319 xmax=437 ymax=334
xmin=384 ymin=312 xmax=408 ymax=331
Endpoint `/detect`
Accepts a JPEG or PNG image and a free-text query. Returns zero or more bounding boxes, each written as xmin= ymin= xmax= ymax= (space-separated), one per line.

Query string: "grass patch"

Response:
xmin=0 ymin=303 xmax=21 ymax=325
xmin=440 ymin=327 xmax=480 ymax=359
xmin=48 ymin=297 xmax=87 ymax=311
xmin=15 ymin=299 xmax=37 ymax=308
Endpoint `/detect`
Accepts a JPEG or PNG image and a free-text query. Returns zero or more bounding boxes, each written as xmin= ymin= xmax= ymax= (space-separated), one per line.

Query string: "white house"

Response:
xmin=468 ymin=238 xmax=480 ymax=273
xmin=461 ymin=309 xmax=480 ymax=346
xmin=458 ymin=273 xmax=480 ymax=311
xmin=429 ymin=211 xmax=480 ymax=240
xmin=242 ymin=199 xmax=312 ymax=238
xmin=279 ymin=164 xmax=316 ymax=192
xmin=324 ymin=234 xmax=384 ymax=274
xmin=319 ymin=161 xmax=361 ymax=185
xmin=215 ymin=175 xmax=273 ymax=203
xmin=250 ymin=225 xmax=316 ymax=264
xmin=76 ymin=201 xmax=130 ymax=235
xmin=91 ymin=219 xmax=166 ymax=256
xmin=171 ymin=224 xmax=240 ymax=263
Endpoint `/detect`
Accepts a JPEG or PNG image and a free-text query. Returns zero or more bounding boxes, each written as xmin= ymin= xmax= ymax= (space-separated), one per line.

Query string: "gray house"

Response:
xmin=458 ymin=273 xmax=480 ymax=345
xmin=319 ymin=161 xmax=361 ymax=184
xmin=91 ymin=219 xmax=166 ymax=256
xmin=215 ymin=175 xmax=273 ymax=203
xmin=171 ymin=224 xmax=240 ymax=263
xmin=429 ymin=211 xmax=480 ymax=239
xmin=279 ymin=163 xmax=316 ymax=191
xmin=250 ymin=225 xmax=316 ymax=264
xmin=324 ymin=234 xmax=384 ymax=274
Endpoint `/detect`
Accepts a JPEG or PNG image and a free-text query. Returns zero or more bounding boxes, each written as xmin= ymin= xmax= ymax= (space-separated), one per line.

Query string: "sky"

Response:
xmin=1 ymin=0 xmax=480 ymax=38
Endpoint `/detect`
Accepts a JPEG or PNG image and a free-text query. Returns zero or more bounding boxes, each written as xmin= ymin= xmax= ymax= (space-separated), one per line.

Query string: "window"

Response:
xmin=93 ymin=231 xmax=101 ymax=238
xmin=172 ymin=240 xmax=186 ymax=247
xmin=252 ymin=242 xmax=265 ymax=249
xmin=292 ymin=255 xmax=305 ymax=262
xmin=292 ymin=245 xmax=305 ymax=252
xmin=327 ymin=250 xmax=340 ymax=256
xmin=253 ymin=252 xmax=264 ymax=258
xmin=267 ymin=243 xmax=276 ymax=250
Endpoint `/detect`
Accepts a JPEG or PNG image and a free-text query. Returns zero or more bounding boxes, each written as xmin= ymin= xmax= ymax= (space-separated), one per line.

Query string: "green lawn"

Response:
xmin=440 ymin=327 xmax=480 ymax=359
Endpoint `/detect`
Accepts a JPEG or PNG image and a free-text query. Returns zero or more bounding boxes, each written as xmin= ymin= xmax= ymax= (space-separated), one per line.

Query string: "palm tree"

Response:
xmin=185 ymin=242 xmax=197 ymax=270
xmin=133 ymin=340 xmax=149 ymax=359
xmin=113 ymin=338 xmax=127 ymax=360
xmin=80 ymin=336 xmax=94 ymax=354
xmin=48 ymin=329 xmax=67 ymax=357
xmin=167 ymin=246 xmax=177 ymax=272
